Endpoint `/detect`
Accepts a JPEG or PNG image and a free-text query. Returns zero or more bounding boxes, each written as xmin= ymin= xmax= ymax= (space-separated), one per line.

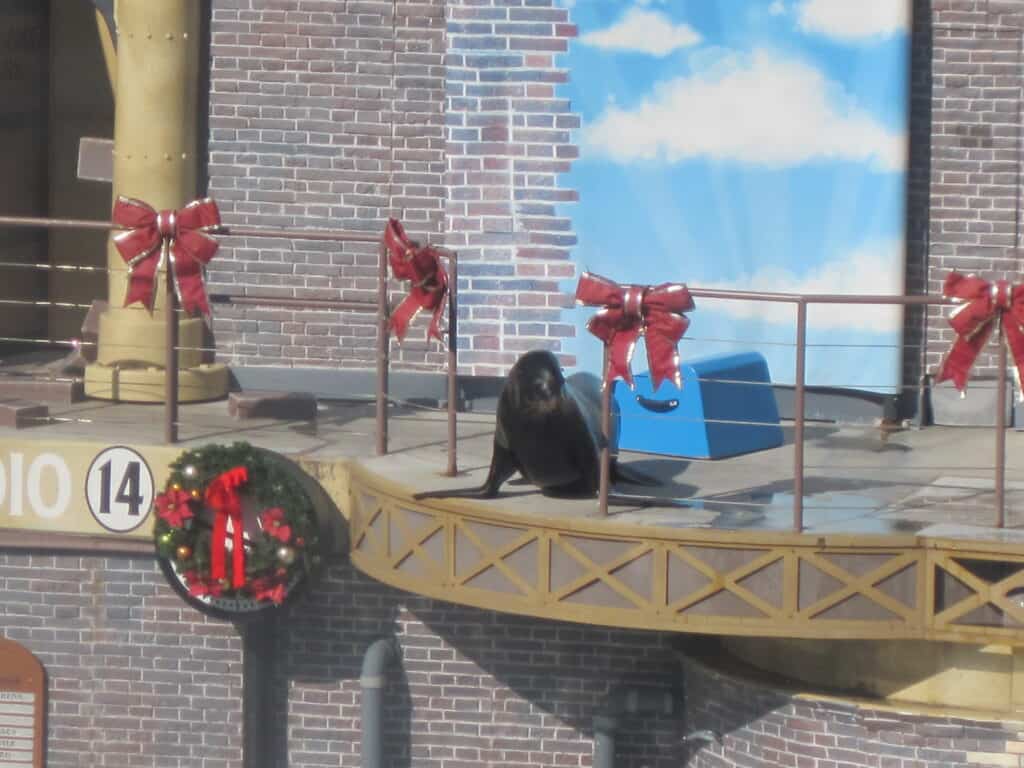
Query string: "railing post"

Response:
xmin=995 ymin=332 xmax=1008 ymax=528
xmin=376 ymin=240 xmax=389 ymax=456
xmin=165 ymin=263 xmax=179 ymax=445
xmin=598 ymin=349 xmax=611 ymax=518
xmin=793 ymin=299 xmax=807 ymax=532
xmin=446 ymin=253 xmax=458 ymax=477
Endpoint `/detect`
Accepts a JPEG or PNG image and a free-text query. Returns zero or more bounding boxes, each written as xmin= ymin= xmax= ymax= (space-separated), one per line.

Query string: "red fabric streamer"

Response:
xmin=383 ymin=218 xmax=449 ymax=344
xmin=205 ymin=466 xmax=249 ymax=589
xmin=575 ymin=271 xmax=694 ymax=389
xmin=112 ymin=196 xmax=221 ymax=317
xmin=935 ymin=271 xmax=1024 ymax=395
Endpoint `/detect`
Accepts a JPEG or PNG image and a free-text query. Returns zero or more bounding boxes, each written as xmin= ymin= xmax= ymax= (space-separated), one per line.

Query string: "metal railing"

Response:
xmin=0 ymin=212 xmax=1014 ymax=533
xmin=595 ymin=289 xmax=1014 ymax=533
xmin=0 ymin=213 xmax=460 ymax=477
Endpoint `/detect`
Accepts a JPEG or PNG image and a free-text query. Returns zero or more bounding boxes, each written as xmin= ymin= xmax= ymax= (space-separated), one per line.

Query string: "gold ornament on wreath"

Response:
xmin=153 ymin=442 xmax=322 ymax=613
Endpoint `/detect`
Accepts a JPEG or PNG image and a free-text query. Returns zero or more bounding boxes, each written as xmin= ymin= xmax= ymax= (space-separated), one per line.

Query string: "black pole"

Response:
xmin=240 ymin=612 xmax=277 ymax=768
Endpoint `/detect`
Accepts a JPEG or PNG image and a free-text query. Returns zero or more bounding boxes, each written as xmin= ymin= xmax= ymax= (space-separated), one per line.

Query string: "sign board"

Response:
xmin=0 ymin=438 xmax=180 ymax=540
xmin=0 ymin=639 xmax=44 ymax=768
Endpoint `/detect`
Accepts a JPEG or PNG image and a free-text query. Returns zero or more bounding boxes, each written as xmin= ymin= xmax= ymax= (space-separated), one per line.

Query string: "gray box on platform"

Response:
xmin=930 ymin=378 xmax=1014 ymax=427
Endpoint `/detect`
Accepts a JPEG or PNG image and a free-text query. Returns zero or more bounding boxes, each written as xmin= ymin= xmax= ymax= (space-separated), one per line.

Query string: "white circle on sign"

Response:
xmin=85 ymin=446 xmax=155 ymax=532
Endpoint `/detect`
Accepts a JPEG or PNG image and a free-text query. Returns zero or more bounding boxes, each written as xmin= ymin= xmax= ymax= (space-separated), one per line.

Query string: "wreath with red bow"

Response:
xmin=153 ymin=442 xmax=321 ymax=614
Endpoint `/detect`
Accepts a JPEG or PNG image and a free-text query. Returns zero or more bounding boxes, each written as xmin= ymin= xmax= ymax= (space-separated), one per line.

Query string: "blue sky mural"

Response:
xmin=557 ymin=0 xmax=911 ymax=392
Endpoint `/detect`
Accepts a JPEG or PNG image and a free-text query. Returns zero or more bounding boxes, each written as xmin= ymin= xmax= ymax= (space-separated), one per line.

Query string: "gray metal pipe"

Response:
xmin=593 ymin=715 xmax=618 ymax=768
xmin=360 ymin=637 xmax=401 ymax=768
xmin=594 ymin=687 xmax=678 ymax=768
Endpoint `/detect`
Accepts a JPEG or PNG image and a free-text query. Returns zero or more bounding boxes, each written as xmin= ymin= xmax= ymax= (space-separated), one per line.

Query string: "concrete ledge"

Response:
xmin=230 ymin=366 xmax=905 ymax=424
xmin=930 ymin=378 xmax=1014 ymax=427
xmin=228 ymin=390 xmax=317 ymax=420
xmin=0 ymin=399 xmax=49 ymax=428
xmin=0 ymin=376 xmax=84 ymax=404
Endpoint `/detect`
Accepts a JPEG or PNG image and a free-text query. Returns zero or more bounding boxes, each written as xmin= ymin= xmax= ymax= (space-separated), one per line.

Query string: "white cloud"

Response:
xmin=797 ymin=0 xmax=909 ymax=42
xmin=700 ymin=240 xmax=905 ymax=333
xmin=580 ymin=8 xmax=701 ymax=57
xmin=769 ymin=1 xmax=786 ymax=16
xmin=581 ymin=49 xmax=906 ymax=172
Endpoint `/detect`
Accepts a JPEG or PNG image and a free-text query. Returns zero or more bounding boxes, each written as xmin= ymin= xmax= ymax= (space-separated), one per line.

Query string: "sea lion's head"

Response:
xmin=509 ymin=350 xmax=565 ymax=413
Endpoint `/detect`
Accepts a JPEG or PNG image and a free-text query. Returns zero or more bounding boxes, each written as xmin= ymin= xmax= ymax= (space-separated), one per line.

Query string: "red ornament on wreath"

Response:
xmin=153 ymin=442 xmax=323 ymax=617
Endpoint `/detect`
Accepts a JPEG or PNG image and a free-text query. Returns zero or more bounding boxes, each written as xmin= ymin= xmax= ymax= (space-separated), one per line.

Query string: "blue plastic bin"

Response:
xmin=613 ymin=351 xmax=783 ymax=459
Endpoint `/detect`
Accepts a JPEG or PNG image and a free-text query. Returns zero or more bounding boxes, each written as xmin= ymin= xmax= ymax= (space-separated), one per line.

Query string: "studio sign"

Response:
xmin=153 ymin=442 xmax=323 ymax=619
xmin=0 ymin=452 xmax=72 ymax=521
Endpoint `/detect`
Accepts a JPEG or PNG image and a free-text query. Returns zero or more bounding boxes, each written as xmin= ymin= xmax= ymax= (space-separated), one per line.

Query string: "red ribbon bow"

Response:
xmin=112 ymin=196 xmax=221 ymax=317
xmin=575 ymin=272 xmax=694 ymax=389
xmin=205 ymin=466 xmax=249 ymax=590
xmin=936 ymin=271 xmax=1024 ymax=396
xmin=383 ymin=218 xmax=449 ymax=345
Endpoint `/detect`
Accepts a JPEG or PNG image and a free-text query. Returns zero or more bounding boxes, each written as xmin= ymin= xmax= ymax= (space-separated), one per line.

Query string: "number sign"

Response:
xmin=85 ymin=447 xmax=154 ymax=533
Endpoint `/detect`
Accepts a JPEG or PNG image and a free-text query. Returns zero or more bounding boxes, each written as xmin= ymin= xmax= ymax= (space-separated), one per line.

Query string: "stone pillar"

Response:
xmin=84 ymin=0 xmax=226 ymax=402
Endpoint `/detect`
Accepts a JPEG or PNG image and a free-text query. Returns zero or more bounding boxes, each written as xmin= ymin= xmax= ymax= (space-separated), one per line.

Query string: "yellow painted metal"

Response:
xmin=6 ymin=442 xmax=1024 ymax=651
xmin=683 ymin=643 xmax=1024 ymax=728
xmin=0 ymin=437 xmax=180 ymax=539
xmin=84 ymin=361 xmax=229 ymax=403
xmin=723 ymin=637 xmax=1021 ymax=713
xmin=86 ymin=0 xmax=227 ymax=402
xmin=96 ymin=7 xmax=117 ymax=91
xmin=345 ymin=462 xmax=1024 ymax=647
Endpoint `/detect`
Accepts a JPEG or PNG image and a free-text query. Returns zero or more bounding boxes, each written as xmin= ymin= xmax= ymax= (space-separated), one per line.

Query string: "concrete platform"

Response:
xmin=0 ymin=394 xmax=1020 ymax=539
xmin=5 ymin=393 xmax=1024 ymax=644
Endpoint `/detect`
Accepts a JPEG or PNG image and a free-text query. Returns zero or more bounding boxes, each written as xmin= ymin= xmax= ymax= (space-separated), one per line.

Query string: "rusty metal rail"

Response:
xmin=0 ymin=213 xmax=460 ymax=477
xmin=594 ymin=289 xmax=1015 ymax=534
xmin=0 ymin=213 xmax=1015 ymax=531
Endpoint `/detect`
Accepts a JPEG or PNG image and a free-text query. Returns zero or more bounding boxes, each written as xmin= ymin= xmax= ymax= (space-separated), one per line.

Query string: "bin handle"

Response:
xmin=635 ymin=395 xmax=679 ymax=414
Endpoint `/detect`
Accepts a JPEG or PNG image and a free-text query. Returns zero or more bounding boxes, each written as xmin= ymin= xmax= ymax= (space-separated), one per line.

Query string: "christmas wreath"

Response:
xmin=153 ymin=442 xmax=321 ymax=611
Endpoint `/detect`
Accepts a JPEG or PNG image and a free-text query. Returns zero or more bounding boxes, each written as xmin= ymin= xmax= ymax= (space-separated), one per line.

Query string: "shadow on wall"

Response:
xmin=274 ymin=553 xmax=693 ymax=767
xmin=271 ymin=559 xmax=413 ymax=767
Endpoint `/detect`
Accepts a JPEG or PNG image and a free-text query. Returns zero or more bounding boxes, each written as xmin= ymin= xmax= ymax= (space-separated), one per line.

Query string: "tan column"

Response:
xmin=85 ymin=0 xmax=227 ymax=402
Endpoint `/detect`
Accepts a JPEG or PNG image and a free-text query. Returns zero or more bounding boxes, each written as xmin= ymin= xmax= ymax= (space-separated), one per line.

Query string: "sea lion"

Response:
xmin=420 ymin=349 xmax=655 ymax=499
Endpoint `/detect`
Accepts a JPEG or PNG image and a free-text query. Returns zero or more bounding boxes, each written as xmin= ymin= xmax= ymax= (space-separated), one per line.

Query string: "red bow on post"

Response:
xmin=112 ymin=196 xmax=221 ymax=317
xmin=935 ymin=271 xmax=1024 ymax=396
xmin=205 ymin=466 xmax=249 ymax=590
xmin=575 ymin=272 xmax=694 ymax=389
xmin=383 ymin=218 xmax=449 ymax=345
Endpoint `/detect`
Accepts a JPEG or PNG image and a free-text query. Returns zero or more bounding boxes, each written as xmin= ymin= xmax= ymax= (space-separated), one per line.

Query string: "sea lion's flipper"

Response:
xmin=480 ymin=439 xmax=518 ymax=497
xmin=610 ymin=460 xmax=660 ymax=487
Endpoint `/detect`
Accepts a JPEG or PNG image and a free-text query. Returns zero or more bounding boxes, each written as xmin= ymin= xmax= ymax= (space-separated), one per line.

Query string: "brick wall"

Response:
xmin=682 ymin=647 xmax=1024 ymax=768
xmin=203 ymin=0 xmax=1024 ymax=391
xmin=0 ymin=551 xmax=243 ymax=768
xmin=206 ymin=0 xmax=448 ymax=378
xmin=444 ymin=0 xmax=580 ymax=376
xmin=204 ymin=0 xmax=581 ymax=379
xmin=0 ymin=550 xmax=683 ymax=767
xmin=919 ymin=0 xmax=1024 ymax=382
xmin=9 ymin=548 xmax=1024 ymax=768
xmin=279 ymin=559 xmax=681 ymax=768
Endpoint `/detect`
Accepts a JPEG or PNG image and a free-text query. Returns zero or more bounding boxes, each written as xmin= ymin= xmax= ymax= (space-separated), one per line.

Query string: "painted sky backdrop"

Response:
xmin=557 ymin=0 xmax=911 ymax=392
